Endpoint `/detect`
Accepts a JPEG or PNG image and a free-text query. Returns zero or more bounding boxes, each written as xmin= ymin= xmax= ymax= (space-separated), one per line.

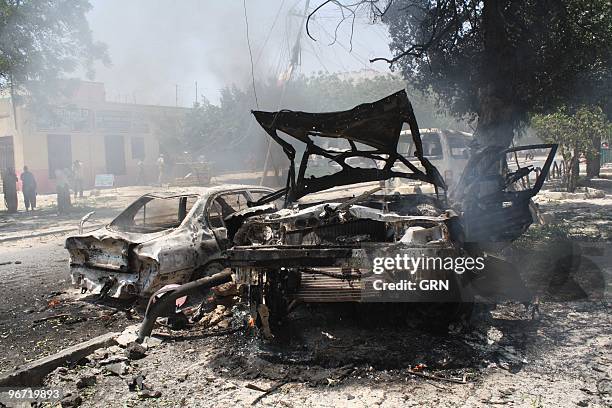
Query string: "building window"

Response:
xmin=104 ymin=135 xmax=126 ymax=175
xmin=47 ymin=134 xmax=72 ymax=178
xmin=131 ymin=136 xmax=145 ymax=160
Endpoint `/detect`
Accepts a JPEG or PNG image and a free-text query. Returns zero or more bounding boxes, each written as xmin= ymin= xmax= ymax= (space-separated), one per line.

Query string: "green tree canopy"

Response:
xmin=381 ymin=0 xmax=612 ymax=147
xmin=157 ymin=73 xmax=467 ymax=172
xmin=308 ymin=1 xmax=611 ymax=149
xmin=0 ymin=0 xmax=108 ymax=98
xmin=532 ymin=106 xmax=611 ymax=191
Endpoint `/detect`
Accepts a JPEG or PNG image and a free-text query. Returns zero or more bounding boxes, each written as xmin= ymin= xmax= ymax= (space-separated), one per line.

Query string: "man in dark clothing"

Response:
xmin=20 ymin=166 xmax=37 ymax=211
xmin=1 ymin=167 xmax=18 ymax=213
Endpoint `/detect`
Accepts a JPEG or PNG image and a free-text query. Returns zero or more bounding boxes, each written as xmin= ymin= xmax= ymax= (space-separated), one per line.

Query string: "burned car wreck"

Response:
xmin=135 ymin=90 xmax=557 ymax=339
xmin=65 ymin=185 xmax=274 ymax=298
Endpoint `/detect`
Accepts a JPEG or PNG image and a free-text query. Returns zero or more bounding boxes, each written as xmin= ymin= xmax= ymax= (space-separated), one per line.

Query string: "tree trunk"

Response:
xmin=567 ymin=145 xmax=580 ymax=192
xmin=459 ymin=0 xmax=517 ymax=195
xmin=474 ymin=0 xmax=517 ymax=150
xmin=586 ymin=134 xmax=601 ymax=178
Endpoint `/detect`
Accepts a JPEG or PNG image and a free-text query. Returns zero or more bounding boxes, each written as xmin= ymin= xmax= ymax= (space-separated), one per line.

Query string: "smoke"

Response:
xmin=81 ymin=0 xmax=399 ymax=180
xmin=86 ymin=1 xmax=254 ymax=105
xmin=85 ymin=0 xmax=392 ymax=106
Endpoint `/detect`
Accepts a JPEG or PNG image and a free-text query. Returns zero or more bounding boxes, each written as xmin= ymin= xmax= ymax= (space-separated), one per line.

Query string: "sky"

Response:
xmin=85 ymin=0 xmax=394 ymax=107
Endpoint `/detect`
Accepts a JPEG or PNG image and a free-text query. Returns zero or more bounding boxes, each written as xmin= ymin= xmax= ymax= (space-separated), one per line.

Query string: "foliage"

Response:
xmin=381 ymin=0 xmax=612 ymax=143
xmin=0 ymin=0 xmax=108 ymax=98
xmin=157 ymin=73 xmax=468 ymax=171
xmin=531 ymin=106 xmax=612 ymax=191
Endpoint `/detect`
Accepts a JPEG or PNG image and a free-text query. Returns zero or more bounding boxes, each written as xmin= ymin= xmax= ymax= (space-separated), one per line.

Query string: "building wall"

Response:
xmin=0 ymin=99 xmax=23 ymax=189
xmin=0 ymin=82 xmax=186 ymax=193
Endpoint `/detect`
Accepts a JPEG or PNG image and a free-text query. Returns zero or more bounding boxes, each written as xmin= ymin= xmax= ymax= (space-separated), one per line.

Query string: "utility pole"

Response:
xmin=175 ymin=84 xmax=178 ymax=107
xmin=260 ymin=0 xmax=310 ymax=186
xmin=195 ymin=81 xmax=198 ymax=105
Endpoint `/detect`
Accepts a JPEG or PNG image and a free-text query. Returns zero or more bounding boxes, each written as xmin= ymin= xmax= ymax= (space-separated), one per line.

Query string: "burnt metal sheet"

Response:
xmin=251 ymin=90 xmax=447 ymax=202
xmin=455 ymin=143 xmax=559 ymax=243
xmin=252 ymin=91 xmax=411 ymax=153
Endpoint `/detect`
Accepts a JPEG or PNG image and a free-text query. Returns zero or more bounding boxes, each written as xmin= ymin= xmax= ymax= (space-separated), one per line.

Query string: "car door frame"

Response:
xmin=202 ymin=187 xmax=275 ymax=250
xmin=460 ymin=143 xmax=558 ymax=243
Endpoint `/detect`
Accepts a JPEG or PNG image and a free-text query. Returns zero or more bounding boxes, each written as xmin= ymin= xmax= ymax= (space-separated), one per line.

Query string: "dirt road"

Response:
xmin=42 ymin=301 xmax=611 ymax=407
xmin=0 ymin=187 xmax=147 ymax=374
xmin=0 ymin=179 xmax=610 ymax=406
xmin=0 ymin=236 xmax=133 ymax=374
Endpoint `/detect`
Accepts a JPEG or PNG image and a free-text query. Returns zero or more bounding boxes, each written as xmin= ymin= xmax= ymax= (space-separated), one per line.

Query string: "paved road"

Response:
xmin=0 ymin=236 xmax=131 ymax=374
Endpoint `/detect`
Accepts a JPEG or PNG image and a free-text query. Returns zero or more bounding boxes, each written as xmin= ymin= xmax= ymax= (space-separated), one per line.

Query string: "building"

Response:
xmin=0 ymin=81 xmax=187 ymax=193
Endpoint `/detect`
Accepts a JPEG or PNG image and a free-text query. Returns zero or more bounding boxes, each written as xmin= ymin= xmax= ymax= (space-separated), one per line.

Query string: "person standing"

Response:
xmin=1 ymin=167 xmax=18 ymax=213
xmin=55 ymin=168 xmax=71 ymax=214
xmin=157 ymin=154 xmax=166 ymax=185
xmin=72 ymin=160 xmax=84 ymax=199
xmin=20 ymin=166 xmax=37 ymax=211
xmin=136 ymin=159 xmax=146 ymax=185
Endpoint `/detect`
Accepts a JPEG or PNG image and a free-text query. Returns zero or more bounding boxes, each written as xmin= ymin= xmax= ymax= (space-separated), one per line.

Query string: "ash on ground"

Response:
xmin=43 ymin=300 xmax=611 ymax=407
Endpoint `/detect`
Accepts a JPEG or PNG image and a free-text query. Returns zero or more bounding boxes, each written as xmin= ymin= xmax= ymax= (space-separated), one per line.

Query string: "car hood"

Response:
xmin=252 ymin=90 xmax=446 ymax=202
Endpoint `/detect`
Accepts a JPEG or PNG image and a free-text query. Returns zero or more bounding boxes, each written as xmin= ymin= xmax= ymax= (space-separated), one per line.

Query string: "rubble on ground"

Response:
xmin=40 ymin=301 xmax=611 ymax=407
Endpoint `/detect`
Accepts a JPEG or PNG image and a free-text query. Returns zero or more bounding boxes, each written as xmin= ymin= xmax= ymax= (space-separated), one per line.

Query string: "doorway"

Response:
xmin=104 ymin=135 xmax=126 ymax=175
xmin=47 ymin=134 xmax=72 ymax=178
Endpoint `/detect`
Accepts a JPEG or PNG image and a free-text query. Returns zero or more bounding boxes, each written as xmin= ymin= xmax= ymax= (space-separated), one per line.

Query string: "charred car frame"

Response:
xmin=63 ymin=90 xmax=556 ymax=337
xmin=66 ymin=185 xmax=275 ymax=299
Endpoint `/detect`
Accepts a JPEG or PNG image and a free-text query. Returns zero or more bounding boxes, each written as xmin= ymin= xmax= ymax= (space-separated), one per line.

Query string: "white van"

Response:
xmin=397 ymin=128 xmax=473 ymax=188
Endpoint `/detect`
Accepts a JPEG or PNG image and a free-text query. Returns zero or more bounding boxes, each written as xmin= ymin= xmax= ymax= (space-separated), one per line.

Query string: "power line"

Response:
xmin=254 ymin=0 xmax=288 ymax=67
xmin=307 ymin=39 xmax=330 ymax=72
xmin=314 ymin=19 xmax=372 ymax=69
xmin=243 ymin=0 xmax=259 ymax=108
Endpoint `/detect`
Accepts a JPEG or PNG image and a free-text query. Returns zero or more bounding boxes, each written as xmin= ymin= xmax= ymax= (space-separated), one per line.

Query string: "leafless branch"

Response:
xmin=371 ymin=0 xmax=475 ymax=66
xmin=306 ymin=0 xmax=335 ymax=42
xmin=372 ymin=0 xmax=394 ymax=19
xmin=306 ymin=0 xmax=392 ymax=52
xmin=306 ymin=0 xmax=475 ymax=67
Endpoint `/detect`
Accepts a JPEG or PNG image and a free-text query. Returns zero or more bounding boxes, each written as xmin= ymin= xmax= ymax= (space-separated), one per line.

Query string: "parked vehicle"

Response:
xmin=219 ymin=90 xmax=556 ymax=332
xmin=66 ymin=185 xmax=274 ymax=298
xmin=71 ymin=90 xmax=556 ymax=338
xmin=397 ymin=128 xmax=473 ymax=188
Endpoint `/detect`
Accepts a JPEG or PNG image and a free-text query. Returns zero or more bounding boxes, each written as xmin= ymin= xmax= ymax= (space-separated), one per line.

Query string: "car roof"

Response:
xmin=400 ymin=128 xmax=473 ymax=137
xmin=142 ymin=184 xmax=274 ymax=199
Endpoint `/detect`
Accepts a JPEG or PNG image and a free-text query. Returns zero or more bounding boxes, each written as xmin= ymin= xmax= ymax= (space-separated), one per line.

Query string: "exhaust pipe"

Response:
xmin=137 ymin=270 xmax=233 ymax=342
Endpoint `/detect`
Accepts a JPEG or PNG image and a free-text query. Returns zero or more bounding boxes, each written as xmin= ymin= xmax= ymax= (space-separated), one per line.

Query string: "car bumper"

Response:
xmin=70 ymin=265 xmax=140 ymax=299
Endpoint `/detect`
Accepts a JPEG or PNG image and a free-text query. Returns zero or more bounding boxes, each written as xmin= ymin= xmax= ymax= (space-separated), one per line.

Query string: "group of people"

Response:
xmin=1 ymin=160 xmax=85 ymax=214
xmin=1 ymin=166 xmax=37 ymax=213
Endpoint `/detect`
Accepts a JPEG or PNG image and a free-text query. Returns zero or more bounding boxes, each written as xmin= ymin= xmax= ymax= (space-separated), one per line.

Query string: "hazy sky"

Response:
xmin=85 ymin=0 xmax=393 ymax=107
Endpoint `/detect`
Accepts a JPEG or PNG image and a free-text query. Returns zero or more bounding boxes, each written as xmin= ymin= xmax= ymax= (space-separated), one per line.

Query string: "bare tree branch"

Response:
xmin=306 ymin=0 xmax=474 ymax=66
xmin=306 ymin=0 xmax=334 ymax=42
xmin=307 ymin=0 xmax=392 ymax=52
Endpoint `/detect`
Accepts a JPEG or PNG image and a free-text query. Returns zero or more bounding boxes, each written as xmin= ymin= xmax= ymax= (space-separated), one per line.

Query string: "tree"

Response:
xmin=532 ymin=106 xmax=611 ymax=192
xmin=156 ymin=72 xmax=466 ymax=172
xmin=307 ymin=1 xmax=611 ymax=159
xmin=0 ymin=0 xmax=108 ymax=101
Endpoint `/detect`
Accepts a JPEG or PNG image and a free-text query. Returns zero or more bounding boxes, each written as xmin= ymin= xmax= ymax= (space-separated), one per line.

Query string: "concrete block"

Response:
xmin=0 ymin=332 xmax=118 ymax=387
